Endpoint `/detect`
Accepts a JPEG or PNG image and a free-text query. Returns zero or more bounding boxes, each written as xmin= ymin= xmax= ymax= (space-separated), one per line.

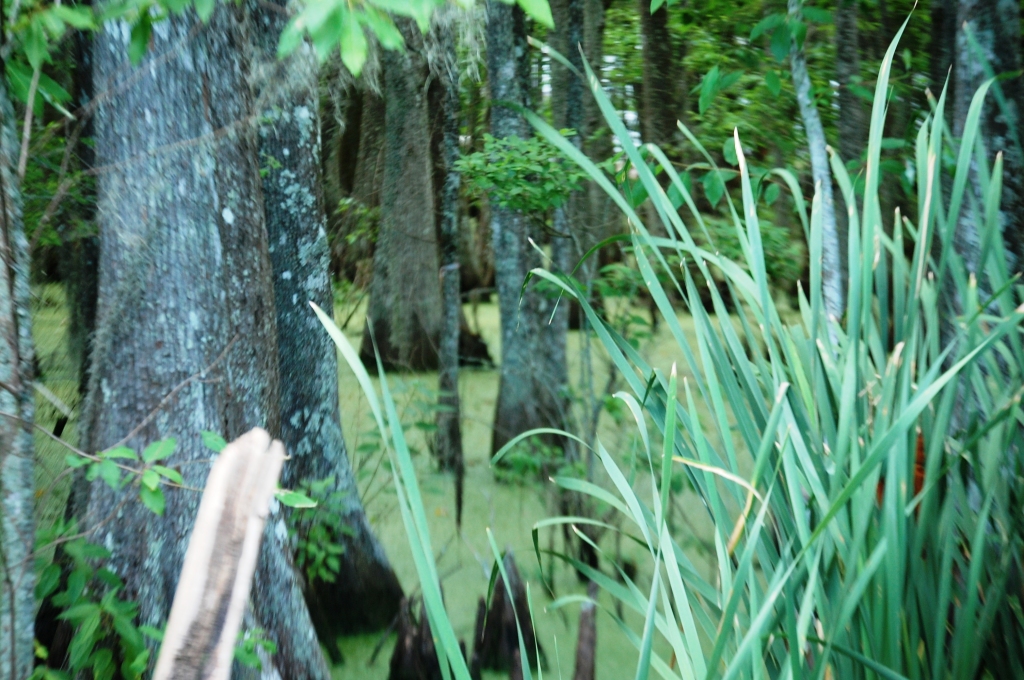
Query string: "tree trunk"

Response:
xmin=0 ymin=70 xmax=37 ymax=680
xmin=332 ymin=88 xmax=385 ymax=284
xmin=835 ymin=0 xmax=864 ymax=298
xmin=953 ymin=0 xmax=1024 ymax=275
xmin=930 ymin=0 xmax=957 ymax=95
xmin=62 ymin=28 xmax=99 ymax=397
xmin=638 ymin=0 xmax=678 ymax=150
xmin=471 ymin=551 xmax=542 ymax=671
xmin=431 ymin=13 xmax=466 ymax=507
xmin=571 ymin=582 xmax=598 ymax=680
xmin=487 ymin=0 xmax=564 ymax=454
xmin=788 ymin=0 xmax=844 ymax=323
xmin=82 ymin=8 xmax=327 ymax=677
xmin=546 ymin=0 xmax=585 ymax=435
xmin=252 ymin=2 xmax=404 ymax=648
xmin=362 ymin=22 xmax=442 ymax=372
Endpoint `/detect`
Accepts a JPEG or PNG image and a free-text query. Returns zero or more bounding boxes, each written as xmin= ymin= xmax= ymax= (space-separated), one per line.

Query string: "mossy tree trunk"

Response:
xmin=252 ymin=2 xmax=403 ymax=649
xmin=430 ymin=12 xmax=466 ymax=503
xmin=81 ymin=8 xmax=327 ymax=677
xmin=361 ymin=21 xmax=442 ymax=372
xmin=0 ymin=69 xmax=37 ymax=680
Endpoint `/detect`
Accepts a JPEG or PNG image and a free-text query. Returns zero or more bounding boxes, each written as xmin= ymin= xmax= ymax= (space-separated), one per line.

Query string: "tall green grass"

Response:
xmin=316 ymin=23 xmax=1024 ymax=680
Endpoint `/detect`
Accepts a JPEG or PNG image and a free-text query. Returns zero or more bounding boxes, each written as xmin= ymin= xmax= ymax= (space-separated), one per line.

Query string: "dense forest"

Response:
xmin=1 ymin=0 xmax=1023 ymax=678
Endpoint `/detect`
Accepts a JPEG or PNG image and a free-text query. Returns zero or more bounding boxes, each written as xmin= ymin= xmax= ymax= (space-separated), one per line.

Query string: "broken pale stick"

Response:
xmin=153 ymin=427 xmax=286 ymax=680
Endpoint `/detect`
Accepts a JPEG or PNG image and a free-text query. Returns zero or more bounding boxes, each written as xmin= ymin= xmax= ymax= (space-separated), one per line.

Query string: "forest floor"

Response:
xmin=30 ymin=284 xmax=753 ymax=680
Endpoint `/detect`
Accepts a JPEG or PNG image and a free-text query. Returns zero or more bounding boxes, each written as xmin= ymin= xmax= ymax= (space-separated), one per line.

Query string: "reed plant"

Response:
xmin=316 ymin=20 xmax=1024 ymax=680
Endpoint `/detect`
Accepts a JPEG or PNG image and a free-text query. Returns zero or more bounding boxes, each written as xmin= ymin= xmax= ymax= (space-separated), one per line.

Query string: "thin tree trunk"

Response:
xmin=930 ymin=0 xmax=957 ymax=94
xmin=432 ymin=11 xmax=466 ymax=501
xmin=0 ymin=70 xmax=36 ymax=680
xmin=252 ymin=2 xmax=404 ymax=647
xmin=953 ymin=0 xmax=1024 ymax=275
xmin=362 ymin=21 xmax=443 ymax=372
xmin=571 ymin=582 xmax=598 ymax=680
xmin=487 ymin=0 xmax=558 ymax=455
xmin=82 ymin=8 xmax=327 ymax=677
xmin=835 ymin=0 xmax=864 ymax=297
xmin=545 ymin=0 xmax=584 ymax=446
xmin=788 ymin=0 xmax=844 ymax=322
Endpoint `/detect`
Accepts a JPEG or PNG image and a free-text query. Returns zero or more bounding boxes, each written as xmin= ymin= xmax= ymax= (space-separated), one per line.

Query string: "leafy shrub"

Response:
xmin=288 ymin=475 xmax=354 ymax=584
xmin=456 ymin=131 xmax=588 ymax=224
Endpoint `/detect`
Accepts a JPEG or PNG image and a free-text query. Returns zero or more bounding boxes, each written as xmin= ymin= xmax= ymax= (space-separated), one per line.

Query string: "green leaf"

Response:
xmin=25 ymin=19 xmax=50 ymax=70
xmin=142 ymin=438 xmax=176 ymax=463
xmin=98 ymin=460 xmax=121 ymax=490
xmin=139 ymin=625 xmax=164 ymax=642
xmin=765 ymin=69 xmax=781 ymax=96
xmin=200 ymin=431 xmax=226 ymax=453
xmin=277 ymin=17 xmax=304 ymax=58
xmin=801 ymin=7 xmax=832 ymax=23
xmin=275 ymin=489 xmax=318 ymax=508
xmin=58 ymin=602 xmax=100 ymax=625
xmin=750 ymin=12 xmax=784 ymax=40
xmin=128 ymin=15 xmax=152 ymax=66
xmin=152 ymin=465 xmax=183 ymax=485
xmin=339 ymin=8 xmax=368 ymax=76
xmin=68 ymin=613 xmax=100 ymax=670
xmin=141 ymin=469 xmax=160 ymax=491
xmin=65 ymin=453 xmax=90 ymax=469
xmin=102 ymin=446 xmax=138 ymax=461
xmin=722 ymin=137 xmax=738 ymax=166
xmin=195 ymin=0 xmax=215 ymax=21
xmin=769 ymin=24 xmax=790 ymax=62
xmin=140 ymin=486 xmax=165 ymax=516
xmin=649 ymin=0 xmax=664 ymax=12
xmin=698 ymin=65 xmax=720 ymax=114
xmin=702 ymin=170 xmax=725 ymax=207
xmin=361 ymin=8 xmax=404 ymax=51
xmin=517 ymin=0 xmax=554 ymax=29
xmin=764 ymin=182 xmax=780 ymax=205
xmin=51 ymin=5 xmax=95 ymax=29
xmin=36 ymin=564 xmax=61 ymax=601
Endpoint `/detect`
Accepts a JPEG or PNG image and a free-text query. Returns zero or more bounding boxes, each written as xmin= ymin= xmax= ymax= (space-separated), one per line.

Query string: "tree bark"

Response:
xmin=571 ymin=582 xmax=598 ymax=680
xmin=487 ymin=0 xmax=565 ymax=454
xmin=431 ymin=12 xmax=466 ymax=504
xmin=930 ymin=0 xmax=958 ymax=95
xmin=82 ymin=8 xmax=327 ymax=677
xmin=546 ymin=0 xmax=585 ymax=439
xmin=788 ymin=0 xmax=844 ymax=322
xmin=0 ymin=68 xmax=37 ymax=680
xmin=835 ymin=0 xmax=864 ymax=297
xmin=638 ymin=0 xmax=678 ymax=150
xmin=62 ymin=28 xmax=99 ymax=397
xmin=361 ymin=21 xmax=443 ymax=372
xmin=252 ymin=1 xmax=404 ymax=647
xmin=331 ymin=88 xmax=385 ymax=284
xmin=953 ymin=0 xmax=1024 ymax=275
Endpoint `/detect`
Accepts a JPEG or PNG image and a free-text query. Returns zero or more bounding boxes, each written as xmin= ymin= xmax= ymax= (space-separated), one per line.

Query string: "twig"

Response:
xmin=108 ymin=334 xmax=238 ymax=451
xmin=16 ymin=65 xmax=40 ymax=181
xmin=0 ymin=411 xmax=199 ymax=489
xmin=366 ymin=613 xmax=400 ymax=665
